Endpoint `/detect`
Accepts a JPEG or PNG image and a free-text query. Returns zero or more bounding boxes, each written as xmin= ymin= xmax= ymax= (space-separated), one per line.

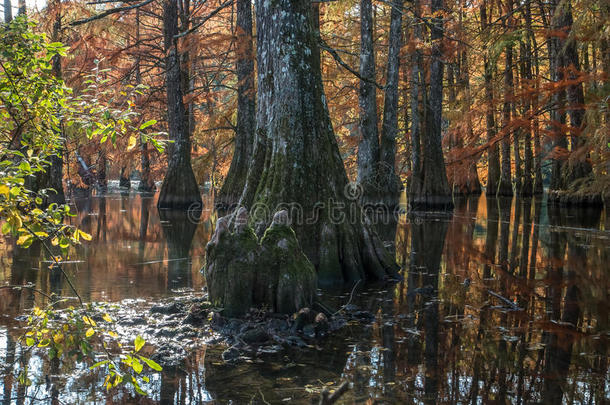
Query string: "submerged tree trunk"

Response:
xmin=379 ymin=0 xmax=403 ymax=205
xmin=237 ymin=0 xmax=399 ymax=286
xmin=357 ymin=0 xmax=380 ymax=202
xmin=157 ymin=0 xmax=201 ymax=210
xmin=216 ymin=0 xmax=255 ymax=209
xmin=411 ymin=0 xmax=453 ymax=210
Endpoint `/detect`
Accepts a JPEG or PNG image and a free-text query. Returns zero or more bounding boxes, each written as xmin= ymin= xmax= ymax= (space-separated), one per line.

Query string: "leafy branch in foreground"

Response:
xmin=0 ymin=16 xmax=163 ymax=397
xmin=22 ymin=303 xmax=161 ymax=395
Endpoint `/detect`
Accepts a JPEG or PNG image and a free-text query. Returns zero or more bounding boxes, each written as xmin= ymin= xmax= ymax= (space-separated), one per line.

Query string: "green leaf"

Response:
xmin=139 ymin=119 xmax=157 ymax=130
xmin=1 ymin=221 xmax=12 ymax=235
xmin=134 ymin=335 xmax=145 ymax=353
xmin=90 ymin=360 xmax=109 ymax=370
xmin=132 ymin=358 xmax=143 ymax=374
xmin=138 ymin=355 xmax=162 ymax=371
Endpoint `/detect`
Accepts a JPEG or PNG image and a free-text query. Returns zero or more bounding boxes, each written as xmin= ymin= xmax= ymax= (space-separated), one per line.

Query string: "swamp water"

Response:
xmin=0 ymin=190 xmax=608 ymax=404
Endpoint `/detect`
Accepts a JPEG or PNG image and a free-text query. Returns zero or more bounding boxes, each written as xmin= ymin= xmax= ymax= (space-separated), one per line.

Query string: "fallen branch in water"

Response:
xmin=319 ymin=381 xmax=349 ymax=405
xmin=486 ymin=290 xmax=522 ymax=311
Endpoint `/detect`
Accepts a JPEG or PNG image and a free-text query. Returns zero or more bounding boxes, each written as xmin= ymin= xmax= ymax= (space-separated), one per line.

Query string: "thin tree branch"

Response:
xmin=70 ymin=0 xmax=156 ymax=26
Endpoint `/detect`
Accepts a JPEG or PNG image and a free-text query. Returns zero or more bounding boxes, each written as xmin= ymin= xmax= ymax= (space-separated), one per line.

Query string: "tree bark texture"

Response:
xmin=379 ymin=0 xmax=403 ymax=205
xmin=237 ymin=0 xmax=399 ymax=286
xmin=480 ymin=2 xmax=500 ymax=196
xmin=217 ymin=0 xmax=255 ymax=209
xmin=357 ymin=0 xmax=380 ymax=202
xmin=157 ymin=0 xmax=202 ymax=210
xmin=411 ymin=0 xmax=453 ymax=210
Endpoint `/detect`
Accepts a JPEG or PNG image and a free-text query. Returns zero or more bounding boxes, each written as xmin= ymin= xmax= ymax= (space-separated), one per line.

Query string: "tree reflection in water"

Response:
xmin=0 ymin=193 xmax=607 ymax=403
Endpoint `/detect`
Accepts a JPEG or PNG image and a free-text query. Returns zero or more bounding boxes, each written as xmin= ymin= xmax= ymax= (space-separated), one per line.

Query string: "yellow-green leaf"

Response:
xmin=127 ymin=135 xmax=137 ymax=151
xmin=134 ymin=335 xmax=145 ymax=352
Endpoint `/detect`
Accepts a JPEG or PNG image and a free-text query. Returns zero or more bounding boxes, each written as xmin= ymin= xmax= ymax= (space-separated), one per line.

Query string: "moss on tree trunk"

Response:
xmin=232 ymin=0 xmax=399 ymax=286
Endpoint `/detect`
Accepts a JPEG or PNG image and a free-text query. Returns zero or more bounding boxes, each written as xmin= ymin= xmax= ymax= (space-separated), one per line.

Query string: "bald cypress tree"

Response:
xmin=157 ymin=0 xmax=202 ymax=210
xmin=237 ymin=0 xmax=399 ymax=285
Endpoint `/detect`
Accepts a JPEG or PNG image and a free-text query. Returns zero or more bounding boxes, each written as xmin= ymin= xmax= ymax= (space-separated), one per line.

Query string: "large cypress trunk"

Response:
xmin=379 ymin=0 xmax=403 ymax=206
xmin=237 ymin=0 xmax=399 ymax=286
xmin=157 ymin=0 xmax=202 ymax=210
xmin=357 ymin=0 xmax=380 ymax=203
xmin=216 ymin=0 xmax=255 ymax=209
xmin=410 ymin=0 xmax=453 ymax=210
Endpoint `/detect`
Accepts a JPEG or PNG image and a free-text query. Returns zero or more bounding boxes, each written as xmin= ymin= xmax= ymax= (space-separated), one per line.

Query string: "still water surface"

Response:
xmin=0 ymin=190 xmax=608 ymax=403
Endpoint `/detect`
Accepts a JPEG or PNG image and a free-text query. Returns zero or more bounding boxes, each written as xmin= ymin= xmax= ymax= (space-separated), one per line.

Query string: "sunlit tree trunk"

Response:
xmin=157 ymin=0 xmax=202 ymax=209
xmin=379 ymin=0 xmax=403 ymax=205
xmin=237 ymin=0 xmax=399 ymax=285
xmin=357 ymin=0 xmax=380 ymax=203
xmin=217 ymin=0 xmax=255 ymax=208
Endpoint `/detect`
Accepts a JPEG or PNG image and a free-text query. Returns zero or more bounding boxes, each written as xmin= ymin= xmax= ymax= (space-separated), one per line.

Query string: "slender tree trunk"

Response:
xmin=528 ymin=6 xmax=544 ymax=195
xmin=498 ymin=0 xmax=514 ymax=197
xmin=481 ymin=2 xmax=500 ymax=196
xmin=136 ymin=9 xmax=155 ymax=192
xmin=379 ymin=0 xmax=403 ymax=206
xmin=411 ymin=0 xmax=453 ymax=210
xmin=157 ymin=0 xmax=202 ymax=209
xmin=546 ymin=0 xmax=568 ymax=194
xmin=237 ymin=0 xmax=399 ymax=286
xmin=561 ymin=1 xmax=593 ymax=191
xmin=357 ymin=0 xmax=380 ymax=202
xmin=217 ymin=0 xmax=255 ymax=209
xmin=520 ymin=31 xmax=534 ymax=196
xmin=408 ymin=3 xmax=424 ymax=199
xmin=17 ymin=0 xmax=23 ymax=16
xmin=461 ymin=49 xmax=482 ymax=195
xmin=48 ymin=0 xmax=65 ymax=204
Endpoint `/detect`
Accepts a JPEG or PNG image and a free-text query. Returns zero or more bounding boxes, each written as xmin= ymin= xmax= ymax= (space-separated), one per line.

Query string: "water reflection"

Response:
xmin=0 ymin=193 xmax=608 ymax=403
